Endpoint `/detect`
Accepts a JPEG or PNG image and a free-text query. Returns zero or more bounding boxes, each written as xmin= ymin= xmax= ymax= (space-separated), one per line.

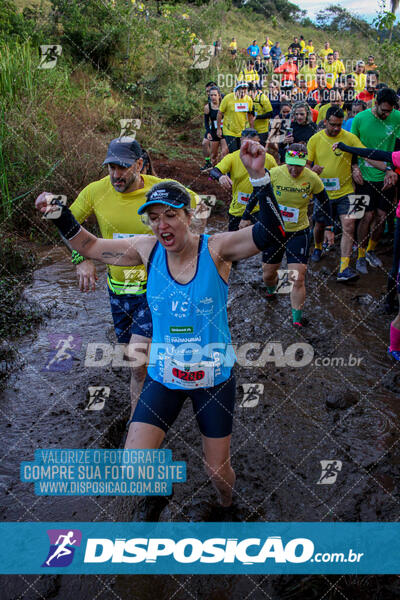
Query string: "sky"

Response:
xmin=301 ymin=0 xmax=396 ymax=22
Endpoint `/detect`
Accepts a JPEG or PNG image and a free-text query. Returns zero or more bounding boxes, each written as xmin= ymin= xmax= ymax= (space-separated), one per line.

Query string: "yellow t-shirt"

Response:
xmin=70 ymin=175 xmax=198 ymax=287
xmin=252 ymin=92 xmax=273 ymax=134
xmin=216 ymin=150 xmax=277 ymax=216
xmin=307 ymin=129 xmax=365 ymax=199
xmin=323 ymin=61 xmax=338 ymax=85
xmin=332 ymin=59 xmax=345 ymax=74
xmin=316 ymin=103 xmax=343 ymax=124
xmin=219 ymin=92 xmax=254 ymax=137
xmin=299 ymin=64 xmax=317 ymax=85
xmin=304 ymin=44 xmax=314 ymax=57
xmin=300 ymin=40 xmax=306 ymax=52
xmin=352 ymin=72 xmax=367 ymax=94
xmin=238 ymin=69 xmax=260 ymax=84
xmin=270 ymin=165 xmax=324 ymax=232
xmin=229 ymin=41 xmax=237 ymax=50
xmin=319 ymin=47 xmax=333 ymax=59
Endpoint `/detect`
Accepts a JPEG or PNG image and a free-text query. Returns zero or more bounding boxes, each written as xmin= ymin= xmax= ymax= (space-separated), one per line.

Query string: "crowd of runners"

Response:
xmin=33 ymin=33 xmax=400 ymax=514
xmin=201 ymin=35 xmax=400 ymax=362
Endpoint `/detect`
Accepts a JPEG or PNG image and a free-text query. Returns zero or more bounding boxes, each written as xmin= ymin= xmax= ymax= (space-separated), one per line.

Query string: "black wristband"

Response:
xmin=209 ymin=167 xmax=223 ymax=181
xmin=52 ymin=203 xmax=81 ymax=240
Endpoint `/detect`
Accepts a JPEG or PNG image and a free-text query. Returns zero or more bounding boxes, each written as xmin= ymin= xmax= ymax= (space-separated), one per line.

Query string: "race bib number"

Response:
xmin=235 ymin=102 xmax=249 ymax=112
xmin=321 ymin=177 xmax=340 ymax=191
xmin=163 ymin=357 xmax=215 ymax=388
xmin=278 ymin=204 xmax=299 ymax=223
xmin=237 ymin=191 xmax=251 ymax=205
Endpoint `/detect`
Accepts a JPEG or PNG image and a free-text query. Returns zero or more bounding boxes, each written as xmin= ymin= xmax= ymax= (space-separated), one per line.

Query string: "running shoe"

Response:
xmin=292 ymin=317 xmax=308 ymax=328
xmin=265 ymin=290 xmax=276 ymax=301
xmin=365 ymin=251 xmax=383 ymax=268
xmin=323 ymin=242 xmax=335 ymax=253
xmin=200 ymin=161 xmax=212 ymax=172
xmin=132 ymin=494 xmax=172 ymax=521
xmin=387 ymin=347 xmax=400 ymax=362
xmin=311 ymin=248 xmax=322 ymax=262
xmin=356 ymin=257 xmax=368 ymax=275
xmin=336 ymin=267 xmax=359 ymax=282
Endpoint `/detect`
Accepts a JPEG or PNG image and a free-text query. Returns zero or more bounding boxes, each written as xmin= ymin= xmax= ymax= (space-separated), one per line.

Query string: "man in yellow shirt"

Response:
xmin=217 ymin=82 xmax=254 ymax=153
xmin=307 ymin=107 xmax=365 ymax=281
xmin=304 ymin=40 xmax=314 ymax=58
xmin=316 ymin=89 xmax=343 ymax=123
xmin=300 ymin=52 xmax=317 ymax=86
xmin=229 ymin=37 xmax=237 ymax=58
xmin=318 ymin=41 xmax=333 ymax=60
xmin=332 ymin=50 xmax=345 ymax=75
xmin=240 ymin=143 xmax=329 ymax=324
xmin=238 ymin=60 xmax=260 ymax=86
xmin=247 ymin=83 xmax=273 ymax=146
xmin=352 ymin=61 xmax=367 ymax=94
xmin=323 ymin=53 xmax=339 ymax=86
xmin=210 ymin=128 xmax=277 ymax=230
xmin=44 ymin=138 xmax=200 ymax=419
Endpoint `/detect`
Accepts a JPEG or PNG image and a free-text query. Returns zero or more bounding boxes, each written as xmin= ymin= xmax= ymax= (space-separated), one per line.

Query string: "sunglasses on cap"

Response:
xmin=286 ymin=149 xmax=307 ymax=159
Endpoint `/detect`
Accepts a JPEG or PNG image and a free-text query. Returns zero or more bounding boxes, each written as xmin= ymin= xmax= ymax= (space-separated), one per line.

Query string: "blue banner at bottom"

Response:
xmin=0 ymin=522 xmax=398 ymax=574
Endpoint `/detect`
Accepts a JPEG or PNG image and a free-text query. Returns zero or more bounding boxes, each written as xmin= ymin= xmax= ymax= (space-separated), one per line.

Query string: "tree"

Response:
xmin=315 ymin=4 xmax=372 ymax=36
xmin=389 ymin=0 xmax=399 ymax=41
xmin=50 ymin=0 xmax=127 ymax=69
xmin=374 ymin=0 xmax=397 ymax=42
xmin=233 ymin=0 xmax=303 ymax=21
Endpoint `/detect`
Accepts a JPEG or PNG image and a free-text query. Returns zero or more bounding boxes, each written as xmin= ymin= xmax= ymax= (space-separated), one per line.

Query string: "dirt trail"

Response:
xmin=0 ymin=157 xmax=399 ymax=599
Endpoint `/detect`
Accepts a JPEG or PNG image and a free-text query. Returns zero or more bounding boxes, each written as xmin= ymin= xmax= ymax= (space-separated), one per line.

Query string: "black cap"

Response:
xmin=103 ymin=137 xmax=142 ymax=168
xmin=138 ymin=184 xmax=190 ymax=215
xmin=241 ymin=128 xmax=259 ymax=138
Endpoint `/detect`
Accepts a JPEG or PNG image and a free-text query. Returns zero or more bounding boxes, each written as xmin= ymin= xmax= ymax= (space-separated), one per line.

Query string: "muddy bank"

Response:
xmin=1 ymin=173 xmax=399 ymax=598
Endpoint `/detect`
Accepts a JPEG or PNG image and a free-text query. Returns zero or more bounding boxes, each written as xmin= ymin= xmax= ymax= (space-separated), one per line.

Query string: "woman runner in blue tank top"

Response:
xmin=35 ymin=140 xmax=285 ymax=510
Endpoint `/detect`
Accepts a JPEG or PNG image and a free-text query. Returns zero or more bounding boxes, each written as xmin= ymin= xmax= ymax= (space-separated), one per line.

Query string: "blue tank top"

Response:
xmin=146 ymin=234 xmax=236 ymax=389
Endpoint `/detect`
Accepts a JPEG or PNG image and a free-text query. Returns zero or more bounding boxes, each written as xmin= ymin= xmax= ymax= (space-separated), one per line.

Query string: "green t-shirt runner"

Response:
xmin=351 ymin=108 xmax=400 ymax=182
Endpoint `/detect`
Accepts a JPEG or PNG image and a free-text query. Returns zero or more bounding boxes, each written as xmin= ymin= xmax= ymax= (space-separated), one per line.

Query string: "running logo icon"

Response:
xmin=195 ymin=195 xmax=217 ymax=219
xmin=86 ymin=386 xmax=110 ymax=410
xmin=192 ymin=45 xmax=213 ymax=69
xmin=276 ymin=270 xmax=299 ymax=294
xmin=346 ymin=195 xmax=370 ymax=219
xmin=43 ymin=333 xmax=82 ymax=372
xmin=240 ymin=383 xmax=264 ymax=407
xmin=119 ymin=119 xmax=141 ymax=139
xmin=42 ymin=529 xmax=82 ymax=567
xmin=42 ymin=194 xmax=67 ymax=219
xmin=38 ymin=45 xmax=62 ymax=69
xmin=317 ymin=460 xmax=342 ymax=484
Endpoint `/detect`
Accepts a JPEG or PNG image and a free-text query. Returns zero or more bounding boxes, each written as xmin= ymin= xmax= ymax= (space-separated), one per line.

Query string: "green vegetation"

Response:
xmin=1 ymin=0 xmax=398 ymax=232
